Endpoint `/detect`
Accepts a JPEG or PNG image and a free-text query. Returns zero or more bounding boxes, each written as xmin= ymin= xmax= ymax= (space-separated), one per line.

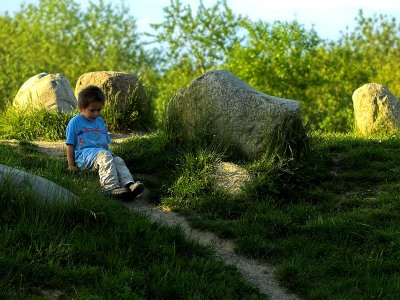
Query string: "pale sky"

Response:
xmin=1 ymin=0 xmax=399 ymax=41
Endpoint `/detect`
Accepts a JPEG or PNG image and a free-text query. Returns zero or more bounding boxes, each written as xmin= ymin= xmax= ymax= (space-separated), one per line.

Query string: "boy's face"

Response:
xmin=80 ymin=102 xmax=104 ymax=122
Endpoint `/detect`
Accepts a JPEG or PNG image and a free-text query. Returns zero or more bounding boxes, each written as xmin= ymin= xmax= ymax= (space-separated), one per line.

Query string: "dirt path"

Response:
xmin=124 ymin=192 xmax=298 ymax=300
xmin=10 ymin=137 xmax=299 ymax=300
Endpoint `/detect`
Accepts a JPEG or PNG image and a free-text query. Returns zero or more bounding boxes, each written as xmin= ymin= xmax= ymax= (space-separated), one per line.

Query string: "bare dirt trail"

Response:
xmin=9 ymin=136 xmax=299 ymax=300
xmin=124 ymin=192 xmax=298 ymax=300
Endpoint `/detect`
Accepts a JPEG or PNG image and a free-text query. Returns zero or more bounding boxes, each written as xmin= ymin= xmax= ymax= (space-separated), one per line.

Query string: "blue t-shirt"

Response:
xmin=65 ymin=114 xmax=112 ymax=169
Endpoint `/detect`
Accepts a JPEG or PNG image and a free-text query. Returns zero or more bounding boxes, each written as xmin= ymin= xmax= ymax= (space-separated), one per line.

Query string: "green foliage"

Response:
xmin=147 ymin=0 xmax=249 ymax=129
xmin=153 ymin=6 xmax=400 ymax=133
xmin=223 ymin=19 xmax=354 ymax=132
xmin=0 ymin=0 xmax=148 ymax=107
xmin=0 ymin=105 xmax=75 ymax=140
xmin=223 ymin=11 xmax=400 ymax=132
xmin=345 ymin=11 xmax=400 ymax=95
xmin=2 ymin=0 xmax=400 ymax=133
xmin=2 ymin=0 xmax=400 ymax=134
xmin=311 ymin=11 xmax=400 ymax=132
xmin=150 ymin=0 xmax=247 ymax=73
xmin=4 ymin=2 xmax=400 ymax=296
xmin=225 ymin=19 xmax=321 ymax=98
xmin=163 ymin=149 xmax=221 ymax=210
xmin=153 ymin=57 xmax=200 ymax=126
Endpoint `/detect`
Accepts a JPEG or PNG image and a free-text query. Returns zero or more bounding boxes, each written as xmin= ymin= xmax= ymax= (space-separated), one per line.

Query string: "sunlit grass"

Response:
xmin=238 ymin=132 xmax=400 ymax=298
xmin=120 ymin=130 xmax=400 ymax=299
xmin=0 ymin=105 xmax=74 ymax=141
xmin=0 ymin=141 xmax=264 ymax=299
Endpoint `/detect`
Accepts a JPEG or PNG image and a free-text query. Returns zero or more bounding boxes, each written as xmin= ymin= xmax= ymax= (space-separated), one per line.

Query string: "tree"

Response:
xmin=343 ymin=11 xmax=400 ymax=95
xmin=149 ymin=0 xmax=247 ymax=73
xmin=225 ymin=19 xmax=321 ymax=98
xmin=224 ymin=20 xmax=333 ymax=129
xmin=313 ymin=10 xmax=400 ymax=131
xmin=224 ymin=11 xmax=400 ymax=132
xmin=0 ymin=0 xmax=147 ymax=106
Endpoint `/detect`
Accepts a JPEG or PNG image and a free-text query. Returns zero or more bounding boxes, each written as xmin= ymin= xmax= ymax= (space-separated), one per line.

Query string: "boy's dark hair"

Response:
xmin=78 ymin=85 xmax=106 ymax=109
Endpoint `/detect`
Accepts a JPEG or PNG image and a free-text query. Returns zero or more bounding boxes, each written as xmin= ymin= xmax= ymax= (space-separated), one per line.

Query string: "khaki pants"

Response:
xmin=92 ymin=150 xmax=134 ymax=191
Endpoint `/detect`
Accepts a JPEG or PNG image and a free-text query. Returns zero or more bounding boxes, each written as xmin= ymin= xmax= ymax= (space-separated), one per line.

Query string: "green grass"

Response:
xmin=0 ymin=141 xmax=264 ymax=299
xmin=0 ymin=106 xmax=75 ymax=141
xmin=0 ymin=85 xmax=154 ymax=141
xmin=100 ymin=80 xmax=155 ymax=132
xmin=112 ymin=131 xmax=400 ymax=299
xmin=4 ymin=126 xmax=400 ymax=299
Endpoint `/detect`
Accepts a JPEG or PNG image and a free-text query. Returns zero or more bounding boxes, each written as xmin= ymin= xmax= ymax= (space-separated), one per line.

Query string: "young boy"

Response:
xmin=65 ymin=85 xmax=144 ymax=201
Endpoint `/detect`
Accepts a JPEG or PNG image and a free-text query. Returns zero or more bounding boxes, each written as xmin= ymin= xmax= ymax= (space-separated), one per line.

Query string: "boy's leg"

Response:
xmin=113 ymin=155 xmax=144 ymax=197
xmin=112 ymin=155 xmax=134 ymax=186
xmin=93 ymin=150 xmax=120 ymax=191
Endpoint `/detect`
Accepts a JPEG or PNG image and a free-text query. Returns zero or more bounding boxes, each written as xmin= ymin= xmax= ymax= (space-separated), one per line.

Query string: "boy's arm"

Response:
xmin=66 ymin=144 xmax=78 ymax=171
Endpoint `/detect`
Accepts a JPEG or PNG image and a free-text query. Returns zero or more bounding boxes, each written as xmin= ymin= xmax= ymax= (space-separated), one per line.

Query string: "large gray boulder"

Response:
xmin=75 ymin=71 xmax=147 ymax=105
xmin=168 ymin=69 xmax=305 ymax=159
xmin=13 ymin=73 xmax=77 ymax=112
xmin=0 ymin=164 xmax=78 ymax=203
xmin=352 ymin=83 xmax=400 ymax=135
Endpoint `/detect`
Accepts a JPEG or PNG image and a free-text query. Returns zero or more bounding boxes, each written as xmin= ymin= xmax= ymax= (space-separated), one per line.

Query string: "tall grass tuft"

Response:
xmin=160 ymin=94 xmax=246 ymax=161
xmin=162 ymin=149 xmax=222 ymax=210
xmin=263 ymin=113 xmax=309 ymax=160
xmin=0 ymin=104 xmax=75 ymax=140
xmin=101 ymin=76 xmax=154 ymax=132
xmin=161 ymin=89 xmax=308 ymax=162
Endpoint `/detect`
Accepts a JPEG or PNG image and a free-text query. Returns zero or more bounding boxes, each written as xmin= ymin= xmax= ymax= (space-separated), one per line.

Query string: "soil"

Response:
xmin=4 ymin=136 xmax=299 ymax=300
xmin=124 ymin=193 xmax=298 ymax=299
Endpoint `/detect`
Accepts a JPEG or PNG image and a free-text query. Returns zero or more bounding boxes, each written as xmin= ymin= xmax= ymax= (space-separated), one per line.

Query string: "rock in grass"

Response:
xmin=13 ymin=73 xmax=77 ymax=112
xmin=0 ymin=164 xmax=78 ymax=203
xmin=167 ymin=69 xmax=306 ymax=159
xmin=214 ymin=162 xmax=251 ymax=195
xmin=352 ymin=83 xmax=400 ymax=135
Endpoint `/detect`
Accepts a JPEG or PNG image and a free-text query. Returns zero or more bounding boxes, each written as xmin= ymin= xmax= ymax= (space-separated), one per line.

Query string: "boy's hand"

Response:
xmin=68 ymin=165 xmax=78 ymax=172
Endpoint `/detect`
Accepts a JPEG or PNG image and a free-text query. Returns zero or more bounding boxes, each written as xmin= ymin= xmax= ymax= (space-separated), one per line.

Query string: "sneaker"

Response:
xmin=126 ymin=181 xmax=145 ymax=198
xmin=105 ymin=187 xmax=131 ymax=201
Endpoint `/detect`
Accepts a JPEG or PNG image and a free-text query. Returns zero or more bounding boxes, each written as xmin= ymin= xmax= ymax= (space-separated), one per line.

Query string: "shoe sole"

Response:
xmin=105 ymin=189 xmax=131 ymax=201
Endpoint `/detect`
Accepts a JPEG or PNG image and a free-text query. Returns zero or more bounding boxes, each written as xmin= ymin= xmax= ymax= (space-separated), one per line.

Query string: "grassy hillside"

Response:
xmin=0 ymin=141 xmax=263 ymax=299
xmin=114 ymin=131 xmax=400 ymax=299
xmin=2 ymin=130 xmax=400 ymax=299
